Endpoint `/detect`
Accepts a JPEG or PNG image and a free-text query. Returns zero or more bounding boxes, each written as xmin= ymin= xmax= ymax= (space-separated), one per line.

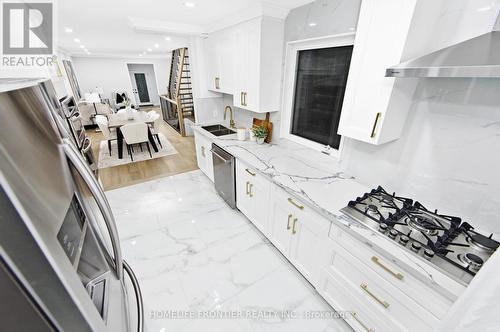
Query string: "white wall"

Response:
xmin=71 ymin=56 xmax=170 ymax=104
xmin=127 ymin=63 xmax=161 ymax=105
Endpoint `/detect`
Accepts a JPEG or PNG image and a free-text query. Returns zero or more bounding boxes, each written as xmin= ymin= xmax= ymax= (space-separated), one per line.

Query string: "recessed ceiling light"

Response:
xmin=184 ymin=2 xmax=195 ymax=8
xmin=154 ymin=43 xmax=159 ymax=48
xmin=147 ymin=48 xmax=153 ymax=52
xmin=477 ymin=6 xmax=492 ymax=12
xmin=165 ymin=36 xmax=171 ymax=41
xmin=349 ymin=27 xmax=355 ymax=31
xmin=139 ymin=54 xmax=143 ymax=57
xmin=64 ymin=27 xmax=73 ymax=33
xmin=74 ymin=38 xmax=80 ymax=43
xmin=80 ymin=45 xmax=85 ymax=49
xmin=308 ymin=22 xmax=317 ymax=27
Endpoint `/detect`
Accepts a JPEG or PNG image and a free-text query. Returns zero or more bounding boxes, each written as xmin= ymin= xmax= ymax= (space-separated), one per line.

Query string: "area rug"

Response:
xmin=97 ymin=133 xmax=178 ymax=169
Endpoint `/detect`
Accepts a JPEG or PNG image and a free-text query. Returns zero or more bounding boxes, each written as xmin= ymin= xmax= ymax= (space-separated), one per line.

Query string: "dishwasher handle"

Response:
xmin=210 ymin=148 xmax=232 ymax=164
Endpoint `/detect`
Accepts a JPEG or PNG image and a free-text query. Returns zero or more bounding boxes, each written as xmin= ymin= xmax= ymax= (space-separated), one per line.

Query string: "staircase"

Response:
xmin=163 ymin=47 xmax=195 ymax=136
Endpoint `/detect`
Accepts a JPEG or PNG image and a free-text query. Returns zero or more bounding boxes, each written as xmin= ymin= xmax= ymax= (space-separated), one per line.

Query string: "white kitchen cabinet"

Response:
xmin=329 ymin=222 xmax=456 ymax=319
xmin=204 ymin=16 xmax=283 ymax=113
xmin=268 ymin=184 xmax=329 ymax=284
xmin=235 ymin=160 xmax=271 ymax=234
xmin=205 ymin=28 xmax=235 ymax=94
xmin=338 ymin=0 xmax=418 ymax=145
xmin=232 ymin=16 xmax=284 ymax=113
xmin=194 ymin=131 xmax=214 ymax=182
xmin=318 ymin=238 xmax=438 ymax=332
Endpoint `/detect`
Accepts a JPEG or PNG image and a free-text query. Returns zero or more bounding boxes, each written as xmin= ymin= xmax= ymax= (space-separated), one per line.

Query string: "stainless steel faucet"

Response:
xmin=224 ymin=106 xmax=235 ymax=128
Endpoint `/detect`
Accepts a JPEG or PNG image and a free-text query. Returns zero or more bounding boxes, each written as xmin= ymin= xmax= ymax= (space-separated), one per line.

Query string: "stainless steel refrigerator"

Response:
xmin=0 ymin=79 xmax=144 ymax=331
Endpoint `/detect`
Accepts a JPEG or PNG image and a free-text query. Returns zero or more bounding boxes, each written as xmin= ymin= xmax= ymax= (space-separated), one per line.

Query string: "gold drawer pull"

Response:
xmin=371 ymin=256 xmax=403 ymax=280
xmin=360 ymin=283 xmax=390 ymax=309
xmin=201 ymin=146 xmax=205 ymax=157
xmin=246 ymin=181 xmax=250 ymax=196
xmin=245 ymin=168 xmax=256 ymax=176
xmin=249 ymin=183 xmax=254 ymax=197
xmin=370 ymin=112 xmax=382 ymax=138
xmin=292 ymin=218 xmax=298 ymax=234
xmin=287 ymin=198 xmax=304 ymax=210
xmin=287 ymin=214 xmax=292 ymax=230
xmin=351 ymin=312 xmax=374 ymax=332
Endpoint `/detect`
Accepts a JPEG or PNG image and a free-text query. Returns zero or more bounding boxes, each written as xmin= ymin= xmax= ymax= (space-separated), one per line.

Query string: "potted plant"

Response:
xmin=252 ymin=125 xmax=268 ymax=144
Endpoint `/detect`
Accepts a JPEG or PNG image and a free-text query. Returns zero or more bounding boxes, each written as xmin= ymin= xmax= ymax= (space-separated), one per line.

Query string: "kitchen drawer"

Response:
xmin=319 ymin=267 xmax=392 ymax=332
xmin=330 ymin=224 xmax=453 ymax=318
xmin=328 ymin=241 xmax=437 ymax=331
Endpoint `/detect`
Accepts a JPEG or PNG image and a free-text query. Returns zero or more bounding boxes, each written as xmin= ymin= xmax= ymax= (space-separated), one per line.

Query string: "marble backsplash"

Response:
xmin=341 ymin=78 xmax=500 ymax=236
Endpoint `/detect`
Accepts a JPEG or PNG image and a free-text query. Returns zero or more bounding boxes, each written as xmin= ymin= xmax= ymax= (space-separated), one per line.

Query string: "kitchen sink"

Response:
xmin=202 ymin=124 xmax=236 ymax=137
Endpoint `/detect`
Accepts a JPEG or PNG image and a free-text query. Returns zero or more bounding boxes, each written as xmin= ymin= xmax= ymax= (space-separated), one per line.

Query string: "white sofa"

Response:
xmin=77 ymin=101 xmax=113 ymax=126
xmin=110 ymin=91 xmax=136 ymax=112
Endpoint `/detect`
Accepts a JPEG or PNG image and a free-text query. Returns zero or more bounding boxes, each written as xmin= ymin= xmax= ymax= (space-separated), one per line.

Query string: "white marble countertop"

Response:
xmin=192 ymin=124 xmax=368 ymax=218
xmin=192 ymin=124 xmax=467 ymax=297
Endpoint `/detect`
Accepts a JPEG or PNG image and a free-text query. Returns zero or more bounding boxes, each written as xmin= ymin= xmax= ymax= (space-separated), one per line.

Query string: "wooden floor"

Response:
xmin=87 ymin=108 xmax=198 ymax=191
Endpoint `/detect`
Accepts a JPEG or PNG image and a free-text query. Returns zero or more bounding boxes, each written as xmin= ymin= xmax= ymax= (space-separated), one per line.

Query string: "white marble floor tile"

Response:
xmin=106 ymin=170 xmax=352 ymax=332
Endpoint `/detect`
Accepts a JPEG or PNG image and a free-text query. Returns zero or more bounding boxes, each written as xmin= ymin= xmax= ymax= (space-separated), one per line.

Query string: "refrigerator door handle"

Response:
xmin=62 ymin=139 xmax=123 ymax=280
xmin=123 ymin=260 xmax=144 ymax=332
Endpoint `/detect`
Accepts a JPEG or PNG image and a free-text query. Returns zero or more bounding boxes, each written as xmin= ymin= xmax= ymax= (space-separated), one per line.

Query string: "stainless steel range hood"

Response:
xmin=386 ymin=31 xmax=500 ymax=78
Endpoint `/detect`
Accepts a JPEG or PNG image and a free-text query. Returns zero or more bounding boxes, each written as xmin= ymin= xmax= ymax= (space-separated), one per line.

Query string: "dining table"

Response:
xmin=107 ymin=111 xmax=159 ymax=159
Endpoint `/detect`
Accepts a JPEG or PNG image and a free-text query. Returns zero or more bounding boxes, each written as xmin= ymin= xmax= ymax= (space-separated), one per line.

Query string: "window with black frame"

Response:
xmin=290 ymin=46 xmax=353 ymax=150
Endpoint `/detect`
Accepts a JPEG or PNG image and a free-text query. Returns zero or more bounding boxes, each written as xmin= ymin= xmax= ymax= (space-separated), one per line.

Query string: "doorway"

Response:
xmin=127 ymin=63 xmax=160 ymax=107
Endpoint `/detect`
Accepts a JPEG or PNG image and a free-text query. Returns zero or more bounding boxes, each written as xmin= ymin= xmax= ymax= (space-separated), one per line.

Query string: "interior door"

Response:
xmin=133 ymin=73 xmax=151 ymax=104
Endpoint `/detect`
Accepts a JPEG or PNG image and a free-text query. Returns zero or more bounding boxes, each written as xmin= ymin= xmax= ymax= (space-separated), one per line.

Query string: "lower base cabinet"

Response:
xmin=234 ymin=158 xmax=451 ymax=332
xmin=194 ymin=131 xmax=214 ymax=181
xmin=235 ymin=160 xmax=271 ymax=234
xmin=268 ymin=184 xmax=329 ymax=285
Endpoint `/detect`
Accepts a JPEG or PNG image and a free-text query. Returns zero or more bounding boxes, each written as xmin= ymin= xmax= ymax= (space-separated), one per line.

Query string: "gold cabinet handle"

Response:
xmin=243 ymin=92 xmax=247 ymax=106
xmin=245 ymin=168 xmax=256 ymax=176
xmin=240 ymin=92 xmax=244 ymax=106
xmin=201 ymin=146 xmax=205 ymax=157
xmin=215 ymin=77 xmax=220 ymax=89
xmin=287 ymin=214 xmax=292 ymax=230
xmin=351 ymin=312 xmax=374 ymax=332
xmin=287 ymin=198 xmax=304 ymax=210
xmin=246 ymin=181 xmax=250 ymax=196
xmin=360 ymin=283 xmax=390 ymax=309
xmin=292 ymin=218 xmax=298 ymax=234
xmin=370 ymin=112 xmax=382 ymax=138
xmin=249 ymin=183 xmax=253 ymax=197
xmin=371 ymin=256 xmax=403 ymax=280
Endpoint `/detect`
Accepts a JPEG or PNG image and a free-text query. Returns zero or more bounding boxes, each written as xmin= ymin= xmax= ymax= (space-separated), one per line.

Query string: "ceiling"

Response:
xmin=57 ymin=0 xmax=313 ymax=58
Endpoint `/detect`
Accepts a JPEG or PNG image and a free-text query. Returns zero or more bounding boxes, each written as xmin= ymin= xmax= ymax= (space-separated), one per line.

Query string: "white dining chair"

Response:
xmin=150 ymin=113 xmax=163 ymax=149
xmin=95 ymin=115 xmax=117 ymax=156
xmin=120 ymin=122 xmax=152 ymax=161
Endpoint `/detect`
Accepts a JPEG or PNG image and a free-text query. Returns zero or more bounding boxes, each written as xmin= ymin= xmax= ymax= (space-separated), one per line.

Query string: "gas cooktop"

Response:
xmin=341 ymin=186 xmax=499 ymax=284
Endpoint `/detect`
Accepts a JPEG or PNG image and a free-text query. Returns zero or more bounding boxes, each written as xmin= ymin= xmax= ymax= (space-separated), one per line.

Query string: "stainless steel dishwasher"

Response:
xmin=211 ymin=143 xmax=236 ymax=208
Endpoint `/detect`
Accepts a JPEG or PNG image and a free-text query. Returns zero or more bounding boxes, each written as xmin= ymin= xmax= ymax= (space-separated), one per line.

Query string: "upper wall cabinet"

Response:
xmin=205 ymin=16 xmax=284 ymax=113
xmin=338 ymin=0 xmax=418 ymax=145
xmin=205 ymin=27 xmax=235 ymax=95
